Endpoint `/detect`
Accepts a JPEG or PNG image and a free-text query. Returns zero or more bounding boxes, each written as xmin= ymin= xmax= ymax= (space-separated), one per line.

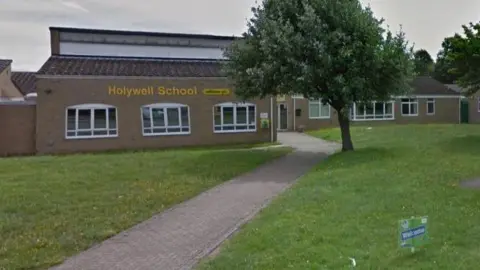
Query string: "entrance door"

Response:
xmin=278 ymin=104 xmax=288 ymax=130
xmin=461 ymin=99 xmax=469 ymax=123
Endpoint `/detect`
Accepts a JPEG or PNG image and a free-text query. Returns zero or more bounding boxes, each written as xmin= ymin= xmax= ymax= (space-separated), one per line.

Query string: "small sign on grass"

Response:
xmin=398 ymin=216 xmax=428 ymax=252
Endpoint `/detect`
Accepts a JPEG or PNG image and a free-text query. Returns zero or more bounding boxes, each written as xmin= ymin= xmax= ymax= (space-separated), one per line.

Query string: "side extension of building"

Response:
xmin=276 ymin=77 xmax=462 ymax=131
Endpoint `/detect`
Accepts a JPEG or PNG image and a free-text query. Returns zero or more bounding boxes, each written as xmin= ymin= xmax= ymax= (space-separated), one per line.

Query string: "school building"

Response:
xmin=0 ymin=26 xmax=276 ymax=156
xmin=0 ymin=26 xmax=470 ymax=156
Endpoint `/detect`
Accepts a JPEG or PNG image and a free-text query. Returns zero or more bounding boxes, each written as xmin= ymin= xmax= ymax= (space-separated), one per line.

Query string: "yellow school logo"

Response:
xmin=202 ymin=89 xmax=231 ymax=95
xmin=108 ymin=85 xmax=231 ymax=97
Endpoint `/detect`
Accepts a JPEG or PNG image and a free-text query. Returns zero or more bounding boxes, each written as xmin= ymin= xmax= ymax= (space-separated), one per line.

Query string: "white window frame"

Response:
xmin=477 ymin=97 xmax=480 ymax=112
xmin=350 ymin=101 xmax=395 ymax=121
xmin=308 ymin=99 xmax=331 ymax=119
xmin=140 ymin=103 xmax=191 ymax=136
xmin=213 ymin=102 xmax=257 ymax=133
xmin=65 ymin=103 xmax=118 ymax=139
xmin=426 ymin=98 xmax=435 ymax=115
xmin=401 ymin=98 xmax=418 ymax=116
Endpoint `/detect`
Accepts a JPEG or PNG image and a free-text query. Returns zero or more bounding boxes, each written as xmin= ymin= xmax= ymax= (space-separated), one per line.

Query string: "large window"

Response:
xmin=426 ymin=98 xmax=435 ymax=115
xmin=401 ymin=98 xmax=418 ymax=116
xmin=213 ymin=102 xmax=256 ymax=132
xmin=66 ymin=104 xmax=118 ymax=139
xmin=141 ymin=103 xmax=190 ymax=135
xmin=308 ymin=100 xmax=330 ymax=119
xmin=350 ymin=101 xmax=394 ymax=121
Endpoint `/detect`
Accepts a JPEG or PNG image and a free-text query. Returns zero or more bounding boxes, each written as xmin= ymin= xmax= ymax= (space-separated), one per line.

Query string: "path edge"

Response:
xmin=188 ymin=150 xmax=336 ymax=269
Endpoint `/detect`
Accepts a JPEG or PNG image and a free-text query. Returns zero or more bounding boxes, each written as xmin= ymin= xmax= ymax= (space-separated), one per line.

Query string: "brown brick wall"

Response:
xmin=394 ymin=98 xmax=460 ymax=124
xmin=35 ymin=77 xmax=276 ymax=154
xmin=468 ymin=93 xmax=480 ymax=124
xmin=283 ymin=97 xmax=338 ymax=131
xmin=0 ymin=103 xmax=36 ymax=156
xmin=280 ymin=96 xmax=460 ymax=131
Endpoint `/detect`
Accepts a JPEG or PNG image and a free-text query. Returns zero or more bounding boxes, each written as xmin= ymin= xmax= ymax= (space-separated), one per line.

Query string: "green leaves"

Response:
xmin=437 ymin=22 xmax=480 ymax=96
xmin=413 ymin=49 xmax=434 ymax=76
xmin=223 ymin=0 xmax=415 ymax=106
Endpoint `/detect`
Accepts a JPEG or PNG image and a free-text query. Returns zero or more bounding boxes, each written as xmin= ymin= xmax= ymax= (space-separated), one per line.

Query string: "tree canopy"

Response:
xmin=413 ymin=49 xmax=434 ymax=75
xmin=223 ymin=0 xmax=415 ymax=151
xmin=438 ymin=22 xmax=480 ymax=95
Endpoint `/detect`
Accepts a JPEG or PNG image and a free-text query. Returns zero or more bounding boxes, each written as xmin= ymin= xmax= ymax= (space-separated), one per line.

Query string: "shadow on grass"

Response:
xmin=440 ymin=135 xmax=480 ymax=155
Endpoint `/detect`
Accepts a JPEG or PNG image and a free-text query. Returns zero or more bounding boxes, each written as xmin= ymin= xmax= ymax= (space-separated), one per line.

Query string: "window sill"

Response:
xmin=143 ymin=132 xmax=191 ymax=136
xmin=214 ymin=129 xmax=257 ymax=134
xmin=308 ymin=116 xmax=331 ymax=119
xmin=401 ymin=114 xmax=418 ymax=117
xmin=426 ymin=113 xmax=435 ymax=116
xmin=351 ymin=118 xmax=395 ymax=122
xmin=65 ymin=135 xmax=118 ymax=140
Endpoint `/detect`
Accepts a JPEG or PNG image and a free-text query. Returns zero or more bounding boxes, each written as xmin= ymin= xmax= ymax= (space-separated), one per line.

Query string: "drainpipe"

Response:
xmin=293 ymin=97 xmax=296 ymax=131
xmin=270 ymin=96 xmax=274 ymax=142
xmin=458 ymin=97 xmax=461 ymax=124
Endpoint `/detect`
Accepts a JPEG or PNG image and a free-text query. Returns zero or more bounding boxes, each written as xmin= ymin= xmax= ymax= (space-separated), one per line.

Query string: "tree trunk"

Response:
xmin=337 ymin=110 xmax=354 ymax=152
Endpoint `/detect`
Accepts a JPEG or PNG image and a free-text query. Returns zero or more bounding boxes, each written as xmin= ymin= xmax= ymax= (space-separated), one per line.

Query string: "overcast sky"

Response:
xmin=0 ymin=0 xmax=479 ymax=71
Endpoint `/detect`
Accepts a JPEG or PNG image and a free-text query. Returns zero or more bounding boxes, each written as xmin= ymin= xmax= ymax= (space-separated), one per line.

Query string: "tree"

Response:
xmin=223 ymin=0 xmax=415 ymax=151
xmin=413 ymin=49 xmax=434 ymax=75
xmin=432 ymin=38 xmax=460 ymax=84
xmin=440 ymin=22 xmax=480 ymax=96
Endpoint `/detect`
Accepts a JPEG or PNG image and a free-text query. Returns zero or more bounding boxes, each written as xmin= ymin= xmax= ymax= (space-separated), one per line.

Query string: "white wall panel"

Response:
xmin=59 ymin=42 xmax=226 ymax=59
xmin=59 ymin=32 xmax=233 ymax=48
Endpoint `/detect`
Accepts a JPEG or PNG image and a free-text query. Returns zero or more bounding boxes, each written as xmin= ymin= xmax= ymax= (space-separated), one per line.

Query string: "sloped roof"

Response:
xmin=445 ymin=84 xmax=462 ymax=93
xmin=11 ymin=72 xmax=36 ymax=95
xmin=411 ymin=77 xmax=459 ymax=96
xmin=37 ymin=55 xmax=226 ymax=77
xmin=0 ymin=59 xmax=12 ymax=73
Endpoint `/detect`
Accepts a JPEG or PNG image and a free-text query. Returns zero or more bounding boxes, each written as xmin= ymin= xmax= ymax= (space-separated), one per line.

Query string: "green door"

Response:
xmin=460 ymin=99 xmax=469 ymax=123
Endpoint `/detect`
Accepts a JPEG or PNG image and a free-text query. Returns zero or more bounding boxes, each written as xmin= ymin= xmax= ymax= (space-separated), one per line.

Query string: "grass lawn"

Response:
xmin=0 ymin=146 xmax=291 ymax=270
xmin=199 ymin=124 xmax=480 ymax=270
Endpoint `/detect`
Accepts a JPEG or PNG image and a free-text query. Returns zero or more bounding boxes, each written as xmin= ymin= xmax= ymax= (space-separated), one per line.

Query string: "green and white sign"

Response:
xmin=398 ymin=216 xmax=429 ymax=251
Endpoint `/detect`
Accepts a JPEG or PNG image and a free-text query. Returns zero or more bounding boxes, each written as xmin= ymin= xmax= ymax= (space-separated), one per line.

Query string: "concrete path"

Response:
xmin=51 ymin=132 xmax=340 ymax=270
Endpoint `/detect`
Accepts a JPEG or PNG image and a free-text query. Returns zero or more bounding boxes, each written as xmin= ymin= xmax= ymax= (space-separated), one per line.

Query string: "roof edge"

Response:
xmin=0 ymin=59 xmax=13 ymax=73
xmin=49 ymin=54 xmax=229 ymax=62
xmin=36 ymin=75 xmax=227 ymax=80
xmin=49 ymin=26 xmax=242 ymax=41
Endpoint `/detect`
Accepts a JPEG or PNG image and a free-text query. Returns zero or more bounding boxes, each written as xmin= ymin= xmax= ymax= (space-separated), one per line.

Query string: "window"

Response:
xmin=350 ymin=101 xmax=394 ymax=121
xmin=401 ymin=98 xmax=418 ymax=116
xmin=66 ymin=104 xmax=118 ymax=139
xmin=141 ymin=103 xmax=190 ymax=135
xmin=308 ymin=100 xmax=330 ymax=119
xmin=477 ymin=97 xmax=480 ymax=112
xmin=295 ymin=108 xmax=302 ymax=117
xmin=213 ymin=102 xmax=256 ymax=132
xmin=426 ymin=98 xmax=435 ymax=115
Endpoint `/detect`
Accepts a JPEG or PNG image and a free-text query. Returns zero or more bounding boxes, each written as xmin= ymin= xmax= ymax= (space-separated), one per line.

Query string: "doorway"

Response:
xmin=277 ymin=103 xmax=288 ymax=130
xmin=460 ymin=98 xmax=469 ymax=123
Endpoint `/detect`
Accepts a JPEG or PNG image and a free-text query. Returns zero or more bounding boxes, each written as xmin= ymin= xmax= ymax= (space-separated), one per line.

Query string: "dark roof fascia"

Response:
xmin=49 ymin=26 xmax=242 ymax=41
xmin=51 ymin=54 xmax=229 ymax=63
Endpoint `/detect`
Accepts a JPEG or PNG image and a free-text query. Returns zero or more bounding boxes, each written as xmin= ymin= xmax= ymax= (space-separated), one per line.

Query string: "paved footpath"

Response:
xmin=51 ymin=132 xmax=340 ymax=270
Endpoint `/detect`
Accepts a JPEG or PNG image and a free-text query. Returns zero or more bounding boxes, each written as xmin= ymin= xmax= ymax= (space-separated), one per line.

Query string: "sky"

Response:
xmin=0 ymin=0 xmax=479 ymax=71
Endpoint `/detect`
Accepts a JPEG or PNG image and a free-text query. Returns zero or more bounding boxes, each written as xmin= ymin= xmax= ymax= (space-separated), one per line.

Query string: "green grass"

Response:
xmin=199 ymin=124 xmax=480 ymax=270
xmin=0 ymin=146 xmax=292 ymax=270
